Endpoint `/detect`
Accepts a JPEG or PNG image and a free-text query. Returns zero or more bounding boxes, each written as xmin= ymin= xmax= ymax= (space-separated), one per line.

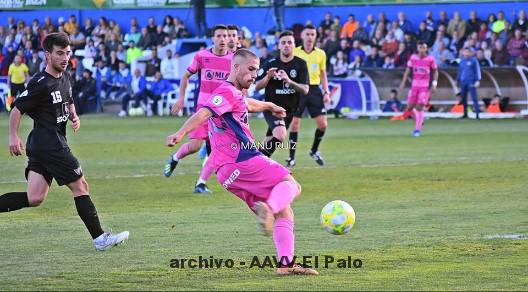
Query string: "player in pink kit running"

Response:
xmin=165 ymin=25 xmax=233 ymax=193
xmin=166 ymin=49 xmax=318 ymax=276
xmin=397 ymin=41 xmax=438 ymax=137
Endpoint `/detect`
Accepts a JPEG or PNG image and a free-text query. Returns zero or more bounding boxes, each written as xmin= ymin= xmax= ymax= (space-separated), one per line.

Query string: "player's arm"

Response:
xmin=399 ymin=67 xmax=411 ymax=90
xmin=8 ymin=107 xmax=24 ymax=156
xmin=431 ymin=68 xmax=439 ymax=93
xmin=167 ymin=107 xmax=212 ymax=146
xmin=69 ymin=103 xmax=80 ymax=132
xmin=320 ymin=68 xmax=331 ymax=104
xmin=245 ymin=98 xmax=286 ymax=118
xmin=276 ymin=69 xmax=309 ymax=95
xmin=171 ymin=70 xmax=193 ymax=114
xmin=255 ymin=67 xmax=277 ymax=91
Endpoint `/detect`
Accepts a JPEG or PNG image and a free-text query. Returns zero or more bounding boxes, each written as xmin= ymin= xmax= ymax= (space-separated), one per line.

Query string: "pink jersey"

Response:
xmin=407 ymin=54 xmax=437 ymax=88
xmin=203 ymin=81 xmax=261 ymax=171
xmin=187 ymin=48 xmax=233 ymax=109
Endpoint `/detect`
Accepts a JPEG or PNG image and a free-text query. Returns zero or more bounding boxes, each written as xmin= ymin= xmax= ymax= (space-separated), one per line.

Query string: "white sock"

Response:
xmin=172 ymin=153 xmax=179 ymax=162
xmin=196 ymin=178 xmax=206 ymax=186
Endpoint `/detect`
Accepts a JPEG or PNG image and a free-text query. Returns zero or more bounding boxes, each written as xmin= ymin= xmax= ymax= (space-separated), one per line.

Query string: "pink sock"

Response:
xmin=199 ymin=159 xmax=215 ymax=182
xmin=273 ymin=218 xmax=295 ymax=267
xmin=415 ymin=110 xmax=424 ymax=131
xmin=267 ymin=181 xmax=299 ymax=214
xmin=174 ymin=143 xmax=192 ymax=160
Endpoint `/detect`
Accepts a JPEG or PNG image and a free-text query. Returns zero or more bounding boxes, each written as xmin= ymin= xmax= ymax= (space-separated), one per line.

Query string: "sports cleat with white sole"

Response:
xmin=412 ymin=130 xmax=421 ymax=137
xmin=254 ymin=201 xmax=274 ymax=236
xmin=285 ymin=158 xmax=296 ymax=168
xmin=194 ymin=183 xmax=212 ymax=194
xmin=277 ymin=264 xmax=319 ymax=276
xmin=309 ymin=151 xmax=325 ymax=166
xmin=164 ymin=156 xmax=178 ymax=177
xmin=94 ymin=231 xmax=129 ymax=251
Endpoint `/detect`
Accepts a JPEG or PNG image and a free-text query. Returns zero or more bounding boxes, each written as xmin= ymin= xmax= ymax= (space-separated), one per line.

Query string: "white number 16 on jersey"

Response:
xmin=51 ymin=91 xmax=62 ymax=104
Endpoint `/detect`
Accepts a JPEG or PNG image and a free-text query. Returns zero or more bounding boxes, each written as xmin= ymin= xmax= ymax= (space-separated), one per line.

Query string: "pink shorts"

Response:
xmin=407 ymin=87 xmax=430 ymax=105
xmin=188 ymin=120 xmax=209 ymax=140
xmin=216 ymin=155 xmax=290 ymax=212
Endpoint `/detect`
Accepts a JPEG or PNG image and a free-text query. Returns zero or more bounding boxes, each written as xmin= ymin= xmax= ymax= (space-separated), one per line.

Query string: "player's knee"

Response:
xmin=275 ymin=205 xmax=294 ymax=220
xmin=28 ymin=191 xmax=46 ymax=207
xmin=274 ymin=128 xmax=287 ymax=142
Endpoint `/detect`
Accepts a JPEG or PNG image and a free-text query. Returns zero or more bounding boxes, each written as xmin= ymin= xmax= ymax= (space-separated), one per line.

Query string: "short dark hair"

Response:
xmin=417 ymin=40 xmax=428 ymax=46
xmin=43 ymin=32 xmax=70 ymax=53
xmin=391 ymin=89 xmax=398 ymax=94
xmin=279 ymin=30 xmax=294 ymax=39
xmin=303 ymin=24 xmax=316 ymax=31
xmin=212 ymin=24 xmax=228 ymax=35
xmin=227 ymin=24 xmax=239 ymax=32
xmin=233 ymin=48 xmax=258 ymax=60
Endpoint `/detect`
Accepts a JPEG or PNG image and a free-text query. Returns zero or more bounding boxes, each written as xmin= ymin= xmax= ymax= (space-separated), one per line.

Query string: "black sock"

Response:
xmin=289 ymin=132 xmax=298 ymax=160
xmin=311 ymin=129 xmax=325 ymax=153
xmin=0 ymin=192 xmax=29 ymax=212
xmin=260 ymin=137 xmax=281 ymax=157
xmin=74 ymin=195 xmax=104 ymax=239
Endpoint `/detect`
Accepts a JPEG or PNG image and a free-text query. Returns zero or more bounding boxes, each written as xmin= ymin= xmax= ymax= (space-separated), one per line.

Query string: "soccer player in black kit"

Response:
xmin=1 ymin=33 xmax=129 ymax=251
xmin=255 ymin=31 xmax=309 ymax=157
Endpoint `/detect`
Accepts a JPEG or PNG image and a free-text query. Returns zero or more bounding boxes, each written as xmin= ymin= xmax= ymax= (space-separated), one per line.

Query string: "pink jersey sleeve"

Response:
xmin=430 ymin=56 xmax=438 ymax=70
xmin=187 ymin=52 xmax=201 ymax=74
xmin=406 ymin=55 xmax=414 ymax=68
xmin=203 ymin=88 xmax=234 ymax=117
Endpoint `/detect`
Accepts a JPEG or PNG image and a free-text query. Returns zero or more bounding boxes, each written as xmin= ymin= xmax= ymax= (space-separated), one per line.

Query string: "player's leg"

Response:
xmin=66 ymin=177 xmax=129 ymax=251
xmin=287 ymin=117 xmax=301 ymax=167
xmin=164 ymin=138 xmax=204 ymax=177
xmin=261 ymin=111 xmax=288 ymax=157
xmin=195 ymin=152 xmax=213 ymax=194
xmin=307 ymin=92 xmax=327 ymax=166
xmin=460 ymin=83 xmax=469 ymax=118
xmin=0 ymin=170 xmax=50 ymax=212
xmin=468 ymin=85 xmax=480 ymax=119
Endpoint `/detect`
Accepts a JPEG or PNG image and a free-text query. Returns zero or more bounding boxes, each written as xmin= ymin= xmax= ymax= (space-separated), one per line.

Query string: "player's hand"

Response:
xmin=71 ymin=115 xmax=80 ymax=132
xmin=266 ymin=67 xmax=278 ymax=79
xmin=9 ymin=134 xmax=24 ymax=156
xmin=277 ymin=70 xmax=291 ymax=83
xmin=270 ymin=103 xmax=286 ymax=118
xmin=474 ymin=81 xmax=480 ymax=88
xmin=323 ymin=92 xmax=331 ymax=105
xmin=398 ymin=83 xmax=405 ymax=91
xmin=171 ymin=98 xmax=185 ymax=115
xmin=167 ymin=131 xmax=185 ymax=147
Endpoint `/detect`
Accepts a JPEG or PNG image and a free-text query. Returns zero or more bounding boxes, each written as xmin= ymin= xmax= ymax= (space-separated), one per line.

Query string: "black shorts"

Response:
xmin=264 ymin=111 xmax=294 ymax=137
xmin=294 ymin=85 xmax=327 ymax=118
xmin=25 ymin=148 xmax=83 ymax=186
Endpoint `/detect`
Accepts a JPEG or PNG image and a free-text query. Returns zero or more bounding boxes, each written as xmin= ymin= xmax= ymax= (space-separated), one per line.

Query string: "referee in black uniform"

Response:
xmin=1 ymin=33 xmax=128 ymax=251
xmin=255 ymin=30 xmax=309 ymax=157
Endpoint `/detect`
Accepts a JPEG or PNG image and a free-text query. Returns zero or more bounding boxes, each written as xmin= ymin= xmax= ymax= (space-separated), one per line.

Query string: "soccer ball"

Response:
xmin=320 ymin=200 xmax=355 ymax=235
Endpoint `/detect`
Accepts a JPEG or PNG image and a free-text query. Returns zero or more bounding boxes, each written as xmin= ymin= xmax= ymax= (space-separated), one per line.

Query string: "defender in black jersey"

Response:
xmin=1 ymin=33 xmax=128 ymax=251
xmin=255 ymin=31 xmax=309 ymax=157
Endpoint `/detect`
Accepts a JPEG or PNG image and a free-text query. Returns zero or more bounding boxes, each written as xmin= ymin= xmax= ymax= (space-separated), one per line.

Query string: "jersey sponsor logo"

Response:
xmin=56 ymin=102 xmax=70 ymax=123
xmin=212 ymin=95 xmax=223 ymax=106
xmin=205 ymin=69 xmax=229 ymax=81
xmin=222 ymin=169 xmax=240 ymax=188
xmin=275 ymin=81 xmax=296 ymax=95
xmin=290 ymin=69 xmax=297 ymax=78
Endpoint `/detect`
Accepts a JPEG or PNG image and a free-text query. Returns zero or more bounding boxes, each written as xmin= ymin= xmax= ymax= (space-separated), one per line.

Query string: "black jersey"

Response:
xmin=14 ymin=71 xmax=74 ymax=151
xmin=256 ymin=56 xmax=308 ymax=113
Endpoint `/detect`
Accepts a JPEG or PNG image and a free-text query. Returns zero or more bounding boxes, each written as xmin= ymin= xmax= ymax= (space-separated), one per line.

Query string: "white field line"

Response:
xmin=0 ymin=157 xmax=526 ymax=185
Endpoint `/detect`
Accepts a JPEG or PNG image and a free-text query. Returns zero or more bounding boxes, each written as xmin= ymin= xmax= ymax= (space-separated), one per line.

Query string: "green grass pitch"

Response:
xmin=0 ymin=114 xmax=527 ymax=290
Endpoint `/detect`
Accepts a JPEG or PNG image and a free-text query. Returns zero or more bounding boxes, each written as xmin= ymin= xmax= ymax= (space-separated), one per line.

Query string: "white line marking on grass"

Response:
xmin=484 ymin=234 xmax=527 ymax=240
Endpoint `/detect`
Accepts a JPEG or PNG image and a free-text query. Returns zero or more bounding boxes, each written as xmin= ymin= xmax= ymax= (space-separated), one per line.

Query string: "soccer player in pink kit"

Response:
xmin=398 ymin=41 xmax=438 ymax=137
xmin=165 ymin=25 xmax=233 ymax=194
xmin=166 ymin=49 xmax=318 ymax=276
